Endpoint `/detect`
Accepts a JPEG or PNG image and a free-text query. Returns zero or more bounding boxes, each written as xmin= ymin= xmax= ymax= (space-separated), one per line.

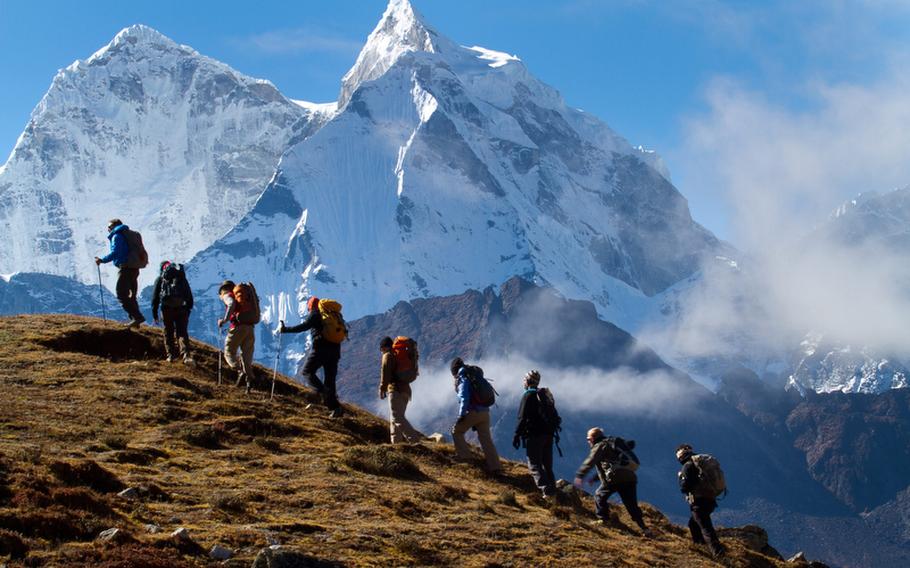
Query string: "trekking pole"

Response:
xmin=270 ymin=324 xmax=282 ymax=401
xmin=215 ymin=322 xmax=223 ymax=386
xmin=96 ymin=264 xmax=106 ymax=322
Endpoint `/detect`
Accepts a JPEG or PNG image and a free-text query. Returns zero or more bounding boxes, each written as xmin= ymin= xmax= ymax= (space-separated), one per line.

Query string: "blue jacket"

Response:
xmin=100 ymin=224 xmax=130 ymax=267
xmin=456 ymin=367 xmax=488 ymax=416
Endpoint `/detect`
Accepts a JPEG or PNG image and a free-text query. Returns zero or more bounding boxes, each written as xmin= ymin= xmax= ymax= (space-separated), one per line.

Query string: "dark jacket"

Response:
xmin=576 ymin=439 xmax=637 ymax=487
xmin=283 ymin=308 xmax=340 ymax=356
xmin=100 ymin=224 xmax=129 ymax=267
xmin=151 ymin=264 xmax=193 ymax=320
xmin=283 ymin=308 xmax=323 ymax=338
xmin=515 ymin=388 xmax=559 ymax=438
xmin=679 ymin=459 xmax=703 ymax=495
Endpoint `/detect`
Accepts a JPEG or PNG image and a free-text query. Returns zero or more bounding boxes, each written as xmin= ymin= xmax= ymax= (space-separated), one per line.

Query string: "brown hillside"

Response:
xmin=0 ymin=315 xmax=794 ymax=567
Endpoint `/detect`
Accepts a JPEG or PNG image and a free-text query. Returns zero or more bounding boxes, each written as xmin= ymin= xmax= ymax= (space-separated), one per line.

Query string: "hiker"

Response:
xmin=94 ymin=218 xmax=147 ymax=328
xmin=513 ymin=370 xmax=560 ymax=498
xmin=574 ymin=427 xmax=651 ymax=537
xmin=676 ymin=444 xmax=726 ymax=558
xmin=279 ymin=296 xmax=347 ymax=418
xmin=450 ymin=357 xmax=502 ymax=474
xmin=217 ymin=280 xmax=258 ymax=394
xmin=151 ymin=261 xmax=194 ymax=365
xmin=378 ymin=336 xmax=423 ymax=444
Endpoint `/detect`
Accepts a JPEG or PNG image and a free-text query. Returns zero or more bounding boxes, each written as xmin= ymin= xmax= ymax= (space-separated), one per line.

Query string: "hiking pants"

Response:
xmin=162 ymin=307 xmax=191 ymax=359
xmin=301 ymin=343 xmax=341 ymax=411
xmin=224 ymin=324 xmax=255 ymax=383
xmin=525 ymin=434 xmax=556 ymax=496
xmin=688 ymin=497 xmax=722 ymax=553
xmin=389 ymin=390 xmax=422 ymax=444
xmin=452 ymin=410 xmax=502 ymax=472
xmin=116 ymin=267 xmax=144 ymax=321
xmin=596 ymin=479 xmax=647 ymax=530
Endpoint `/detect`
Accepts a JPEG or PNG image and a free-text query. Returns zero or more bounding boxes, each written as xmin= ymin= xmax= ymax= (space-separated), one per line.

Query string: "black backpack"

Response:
xmin=160 ymin=264 xmax=192 ymax=309
xmin=535 ymin=388 xmax=562 ymax=434
xmin=464 ymin=365 xmax=496 ymax=407
xmin=604 ymin=436 xmax=640 ymax=472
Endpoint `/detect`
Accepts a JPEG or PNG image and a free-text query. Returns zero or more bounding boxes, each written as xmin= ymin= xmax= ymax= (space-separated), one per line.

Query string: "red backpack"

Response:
xmin=391 ymin=336 xmax=419 ymax=383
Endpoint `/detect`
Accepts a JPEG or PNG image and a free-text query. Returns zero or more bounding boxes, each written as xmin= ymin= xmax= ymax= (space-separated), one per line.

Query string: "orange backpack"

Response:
xmin=391 ymin=336 xmax=419 ymax=383
xmin=232 ymin=282 xmax=261 ymax=325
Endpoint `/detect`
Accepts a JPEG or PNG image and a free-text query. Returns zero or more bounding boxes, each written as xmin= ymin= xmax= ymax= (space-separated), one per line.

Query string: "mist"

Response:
xmin=368 ymin=354 xmax=696 ymax=437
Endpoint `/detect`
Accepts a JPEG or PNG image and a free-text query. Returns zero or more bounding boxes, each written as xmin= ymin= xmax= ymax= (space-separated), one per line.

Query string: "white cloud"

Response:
xmin=240 ymin=28 xmax=361 ymax=56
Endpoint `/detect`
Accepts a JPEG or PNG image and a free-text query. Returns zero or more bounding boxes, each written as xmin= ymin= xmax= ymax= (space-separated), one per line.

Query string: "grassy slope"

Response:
xmin=0 ymin=315 xmax=790 ymax=567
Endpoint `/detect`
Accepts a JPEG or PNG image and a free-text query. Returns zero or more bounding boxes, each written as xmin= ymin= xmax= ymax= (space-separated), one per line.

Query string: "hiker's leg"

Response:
xmin=238 ymin=325 xmax=255 ymax=388
xmin=161 ymin=308 xmax=178 ymax=358
xmin=541 ymin=434 xmax=556 ymax=495
xmin=451 ymin=411 xmax=480 ymax=459
xmin=300 ymin=349 xmax=326 ymax=396
xmin=127 ymin=268 xmax=143 ymax=320
xmin=617 ymin=481 xmax=647 ymax=530
xmin=176 ymin=308 xmax=191 ymax=358
xmin=594 ymin=485 xmax=615 ymax=521
xmin=525 ymin=435 xmax=549 ymax=494
xmin=687 ymin=509 xmax=706 ymax=544
xmin=692 ymin=500 xmax=722 ymax=553
xmin=473 ymin=412 xmax=501 ymax=472
xmin=322 ymin=353 xmax=339 ymax=410
xmin=223 ymin=327 xmax=241 ymax=370
xmin=389 ymin=391 xmax=420 ymax=443
xmin=115 ymin=268 xmax=140 ymax=320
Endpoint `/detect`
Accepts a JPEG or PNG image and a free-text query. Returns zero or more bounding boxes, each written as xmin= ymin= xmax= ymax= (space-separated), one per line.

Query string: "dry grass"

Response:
xmin=0 ymin=315 xmax=793 ymax=567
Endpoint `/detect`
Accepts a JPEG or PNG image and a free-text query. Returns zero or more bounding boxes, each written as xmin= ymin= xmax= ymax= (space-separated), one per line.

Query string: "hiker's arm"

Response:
xmin=99 ymin=233 xmax=126 ymax=264
xmin=514 ymin=392 xmax=531 ymax=436
xmin=282 ymin=309 xmax=319 ymax=333
xmin=379 ymin=352 xmax=395 ymax=397
xmin=151 ymin=277 xmax=162 ymax=322
xmin=186 ymin=282 xmax=194 ymax=311
xmin=679 ymin=462 xmax=698 ymax=494
xmin=456 ymin=377 xmax=471 ymax=417
xmin=575 ymin=444 xmax=605 ymax=480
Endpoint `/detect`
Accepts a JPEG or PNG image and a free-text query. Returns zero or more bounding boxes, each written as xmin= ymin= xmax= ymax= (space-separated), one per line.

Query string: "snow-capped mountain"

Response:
xmin=0 ymin=25 xmax=323 ymax=289
xmin=188 ymin=0 xmax=725 ymax=350
xmin=784 ymin=187 xmax=910 ymax=394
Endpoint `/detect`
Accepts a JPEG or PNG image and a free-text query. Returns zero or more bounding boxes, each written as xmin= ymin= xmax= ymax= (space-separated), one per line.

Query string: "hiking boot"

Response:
xmin=165 ymin=354 xmax=176 ymax=363
xmin=183 ymin=356 xmax=196 ymax=366
xmin=127 ymin=315 xmax=146 ymax=329
xmin=328 ymin=407 xmax=344 ymax=419
xmin=589 ymin=519 xmax=607 ymax=527
xmin=640 ymin=528 xmax=655 ymax=539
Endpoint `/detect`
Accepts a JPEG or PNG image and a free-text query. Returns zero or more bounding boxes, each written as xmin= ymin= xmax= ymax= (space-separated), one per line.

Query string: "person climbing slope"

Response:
xmin=513 ymin=370 xmax=561 ymax=498
xmin=676 ymin=443 xmax=726 ymax=558
xmin=280 ymin=296 xmax=347 ymax=418
xmin=151 ymin=261 xmax=194 ymax=365
xmin=217 ymin=280 xmax=260 ymax=394
xmin=575 ymin=427 xmax=651 ymax=537
xmin=378 ymin=336 xmax=423 ymax=443
xmin=94 ymin=218 xmax=148 ymax=328
xmin=450 ymin=357 xmax=502 ymax=474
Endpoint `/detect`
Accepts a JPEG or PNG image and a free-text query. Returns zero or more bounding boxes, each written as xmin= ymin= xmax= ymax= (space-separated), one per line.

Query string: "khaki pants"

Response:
xmin=224 ymin=324 xmax=255 ymax=380
xmin=389 ymin=391 xmax=422 ymax=444
xmin=452 ymin=410 xmax=502 ymax=472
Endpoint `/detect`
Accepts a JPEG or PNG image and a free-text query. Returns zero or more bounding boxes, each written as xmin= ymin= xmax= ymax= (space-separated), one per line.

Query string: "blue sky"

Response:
xmin=2 ymin=0 xmax=909 ymax=246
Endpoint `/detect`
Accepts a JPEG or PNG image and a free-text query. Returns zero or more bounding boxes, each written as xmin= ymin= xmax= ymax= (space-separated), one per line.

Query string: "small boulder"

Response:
xmin=144 ymin=523 xmax=162 ymax=534
xmin=209 ymin=544 xmax=233 ymax=561
xmin=251 ymin=546 xmax=336 ymax=568
xmin=788 ymin=552 xmax=808 ymax=564
xmin=96 ymin=527 xmax=134 ymax=545
xmin=171 ymin=527 xmax=192 ymax=542
xmin=117 ymin=487 xmax=140 ymax=501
